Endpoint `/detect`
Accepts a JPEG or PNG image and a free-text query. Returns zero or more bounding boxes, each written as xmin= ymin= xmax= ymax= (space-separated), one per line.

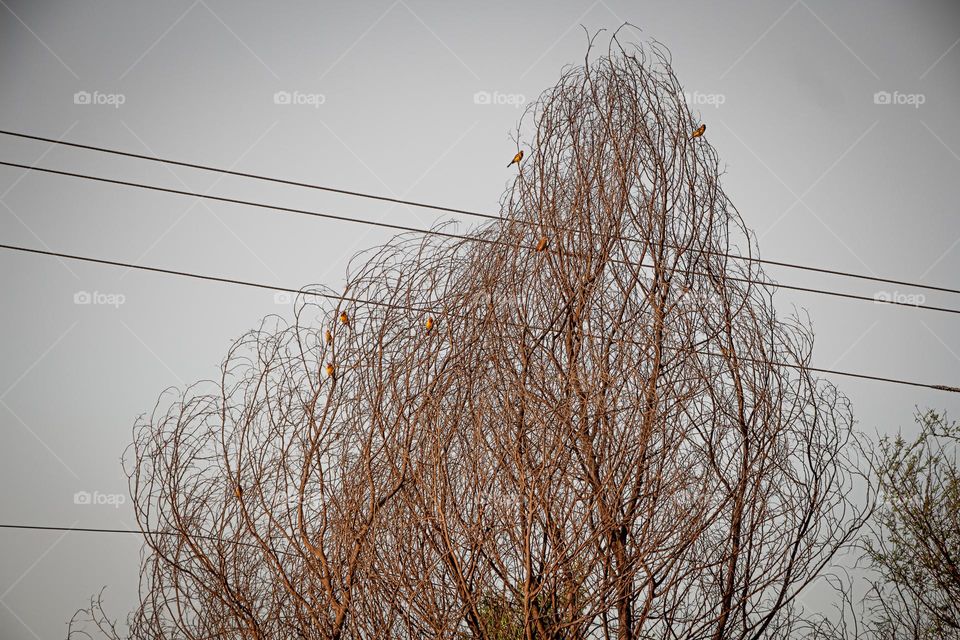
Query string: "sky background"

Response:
xmin=1 ymin=1 xmax=958 ymax=637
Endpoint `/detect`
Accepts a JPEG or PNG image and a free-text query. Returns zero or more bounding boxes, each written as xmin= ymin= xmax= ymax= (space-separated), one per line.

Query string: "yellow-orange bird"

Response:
xmin=339 ymin=311 xmax=349 ymax=326
xmin=507 ymin=150 xmax=523 ymax=167
xmin=234 ymin=485 xmax=243 ymax=499
xmin=325 ymin=362 xmax=336 ymax=378
xmin=425 ymin=316 xmax=434 ymax=333
xmin=535 ymin=236 xmax=549 ymax=252
xmin=691 ymin=124 xmax=706 ymax=138
xmin=325 ymin=329 xmax=333 ymax=344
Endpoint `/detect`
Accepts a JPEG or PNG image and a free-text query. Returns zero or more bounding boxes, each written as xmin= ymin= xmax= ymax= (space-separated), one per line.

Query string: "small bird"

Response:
xmin=507 ymin=150 xmax=523 ymax=167
xmin=691 ymin=123 xmax=706 ymax=138
xmin=325 ymin=362 xmax=336 ymax=378
xmin=234 ymin=485 xmax=243 ymax=500
xmin=325 ymin=329 xmax=333 ymax=344
xmin=338 ymin=311 xmax=349 ymax=326
xmin=535 ymin=236 xmax=549 ymax=252
xmin=425 ymin=316 xmax=434 ymax=333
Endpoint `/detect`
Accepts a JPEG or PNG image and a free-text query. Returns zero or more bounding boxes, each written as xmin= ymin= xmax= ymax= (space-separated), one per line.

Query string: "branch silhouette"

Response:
xmin=69 ymin=29 xmax=869 ymax=640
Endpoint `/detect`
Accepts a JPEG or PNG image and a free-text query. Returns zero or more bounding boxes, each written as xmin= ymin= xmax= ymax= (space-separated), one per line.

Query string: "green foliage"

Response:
xmin=866 ymin=410 xmax=960 ymax=638
xmin=471 ymin=576 xmax=587 ymax=639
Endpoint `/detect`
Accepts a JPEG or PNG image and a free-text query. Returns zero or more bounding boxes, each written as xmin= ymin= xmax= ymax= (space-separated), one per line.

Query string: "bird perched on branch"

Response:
xmin=325 ymin=329 xmax=333 ymax=345
xmin=507 ymin=150 xmax=523 ymax=167
xmin=425 ymin=316 xmax=434 ymax=333
xmin=325 ymin=362 xmax=336 ymax=378
xmin=338 ymin=311 xmax=349 ymax=326
xmin=535 ymin=236 xmax=549 ymax=252
xmin=691 ymin=123 xmax=706 ymax=138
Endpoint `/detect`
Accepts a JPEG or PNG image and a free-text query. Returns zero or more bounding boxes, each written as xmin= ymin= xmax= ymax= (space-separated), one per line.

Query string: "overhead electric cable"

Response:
xmin=1 ymin=241 xmax=957 ymax=393
xmin=2 ymin=128 xmax=957 ymax=296
xmin=0 ymin=159 xmax=955 ymax=315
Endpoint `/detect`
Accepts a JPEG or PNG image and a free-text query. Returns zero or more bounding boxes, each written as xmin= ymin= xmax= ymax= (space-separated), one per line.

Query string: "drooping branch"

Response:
xmin=71 ymin=29 xmax=868 ymax=640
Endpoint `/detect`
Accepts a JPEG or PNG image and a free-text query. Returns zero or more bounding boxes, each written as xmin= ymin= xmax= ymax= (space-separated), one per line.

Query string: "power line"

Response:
xmin=0 ymin=241 xmax=957 ymax=394
xmin=0 ymin=159 xmax=957 ymax=316
xmin=0 ymin=523 xmax=286 ymax=556
xmin=3 ymin=130 xmax=960 ymax=298
xmin=0 ymin=159 xmax=455 ymax=239
xmin=0 ymin=523 xmax=469 ymax=592
xmin=0 ymin=523 xmax=148 ymax=537
xmin=0 ymin=525 xmax=448 ymax=585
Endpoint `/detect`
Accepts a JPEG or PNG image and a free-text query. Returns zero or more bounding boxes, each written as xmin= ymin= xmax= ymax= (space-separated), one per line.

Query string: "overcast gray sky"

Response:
xmin=1 ymin=1 xmax=958 ymax=637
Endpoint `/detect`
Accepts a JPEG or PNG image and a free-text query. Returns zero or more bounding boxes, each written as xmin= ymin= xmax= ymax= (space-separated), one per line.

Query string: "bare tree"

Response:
xmin=70 ymin=30 xmax=869 ymax=640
